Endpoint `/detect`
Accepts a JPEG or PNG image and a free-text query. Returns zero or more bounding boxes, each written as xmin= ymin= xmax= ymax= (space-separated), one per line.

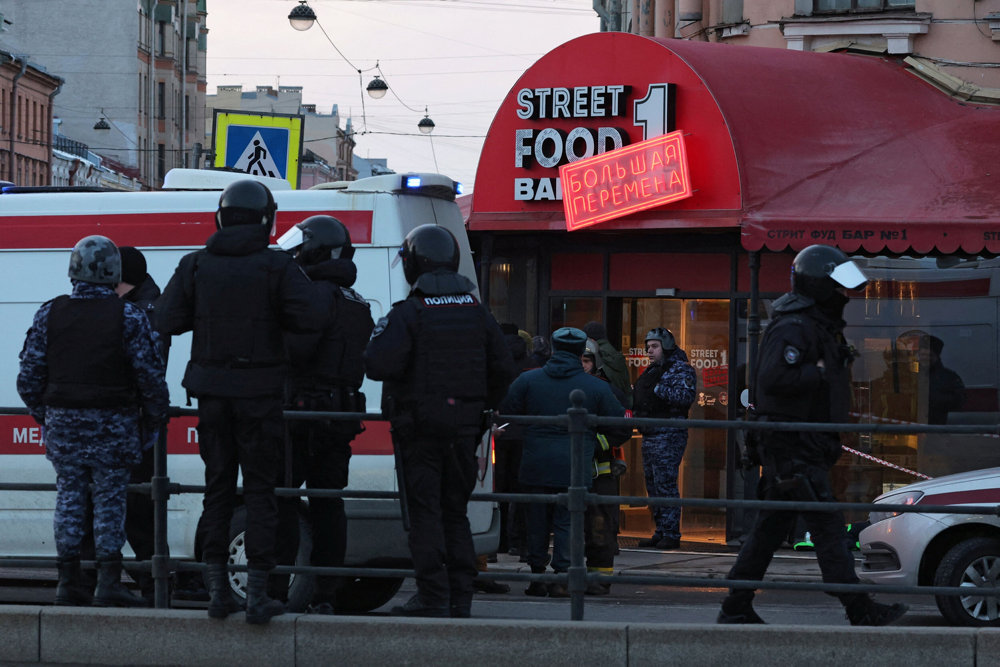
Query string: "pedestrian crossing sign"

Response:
xmin=212 ymin=110 xmax=304 ymax=189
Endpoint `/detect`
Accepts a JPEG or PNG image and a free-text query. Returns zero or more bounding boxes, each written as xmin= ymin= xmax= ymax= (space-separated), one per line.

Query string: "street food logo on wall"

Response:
xmin=560 ymin=131 xmax=693 ymax=230
xmin=513 ymin=83 xmax=675 ymax=203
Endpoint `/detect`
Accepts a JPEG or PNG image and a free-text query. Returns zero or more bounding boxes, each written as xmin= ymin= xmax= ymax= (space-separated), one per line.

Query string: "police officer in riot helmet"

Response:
xmin=158 ymin=179 xmax=327 ymax=624
xmin=718 ymin=244 xmax=908 ymax=626
xmin=365 ymin=224 xmax=515 ymax=618
xmin=271 ymin=215 xmax=374 ymax=614
xmin=18 ymin=235 xmax=169 ymax=608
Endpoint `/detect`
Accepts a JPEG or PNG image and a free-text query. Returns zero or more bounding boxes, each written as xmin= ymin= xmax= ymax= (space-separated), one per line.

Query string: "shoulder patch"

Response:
xmin=783 ymin=345 xmax=801 ymax=365
xmin=370 ymin=316 xmax=389 ymax=339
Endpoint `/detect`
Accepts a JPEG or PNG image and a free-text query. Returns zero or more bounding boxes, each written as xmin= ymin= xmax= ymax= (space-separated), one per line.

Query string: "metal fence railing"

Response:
xmin=2 ymin=391 xmax=1000 ymax=621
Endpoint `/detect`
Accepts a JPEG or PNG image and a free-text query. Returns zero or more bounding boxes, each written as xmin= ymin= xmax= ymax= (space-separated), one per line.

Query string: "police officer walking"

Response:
xmin=17 ymin=235 xmax=169 ymax=608
xmin=632 ymin=327 xmax=696 ymax=550
xmin=157 ymin=180 xmax=326 ymax=624
xmin=717 ymin=244 xmax=907 ymax=626
xmin=271 ymin=215 xmax=375 ymax=614
xmin=364 ymin=224 xmax=514 ymax=618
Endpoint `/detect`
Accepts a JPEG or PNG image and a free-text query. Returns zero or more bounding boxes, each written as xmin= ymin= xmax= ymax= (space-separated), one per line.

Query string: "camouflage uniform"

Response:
xmin=636 ymin=348 xmax=696 ymax=541
xmin=17 ymin=280 xmax=169 ymax=560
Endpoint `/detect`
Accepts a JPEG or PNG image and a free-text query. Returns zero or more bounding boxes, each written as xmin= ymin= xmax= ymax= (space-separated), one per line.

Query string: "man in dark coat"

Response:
xmin=500 ymin=327 xmax=630 ymax=597
xmin=365 ymin=224 xmax=514 ymax=619
xmin=718 ymin=244 xmax=907 ymax=627
xmin=157 ymin=180 xmax=327 ymax=624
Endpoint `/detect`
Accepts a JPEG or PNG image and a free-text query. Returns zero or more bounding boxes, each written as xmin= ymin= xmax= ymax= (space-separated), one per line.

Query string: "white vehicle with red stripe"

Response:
xmin=0 ymin=169 xmax=497 ymax=612
xmin=860 ymin=467 xmax=1000 ymax=626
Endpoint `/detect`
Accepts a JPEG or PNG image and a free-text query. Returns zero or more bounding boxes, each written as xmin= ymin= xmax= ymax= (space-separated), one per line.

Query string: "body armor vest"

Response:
xmin=43 ymin=295 xmax=137 ymax=408
xmin=408 ymin=292 xmax=489 ymax=433
xmin=632 ymin=363 xmax=675 ymax=419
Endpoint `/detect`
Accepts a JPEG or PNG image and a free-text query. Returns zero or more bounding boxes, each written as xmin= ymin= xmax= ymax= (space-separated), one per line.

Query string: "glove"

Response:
xmin=611 ymin=458 xmax=627 ymax=478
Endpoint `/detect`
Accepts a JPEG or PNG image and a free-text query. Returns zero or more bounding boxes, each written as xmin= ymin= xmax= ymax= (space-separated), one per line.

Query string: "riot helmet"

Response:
xmin=583 ymin=338 xmax=603 ymax=368
xmin=277 ymin=215 xmax=354 ymax=265
xmin=791 ymin=244 xmax=867 ymax=302
xmin=644 ymin=327 xmax=676 ymax=353
xmin=68 ymin=235 xmax=121 ymax=285
xmin=215 ymin=179 xmax=277 ymax=231
xmin=395 ymin=224 xmax=460 ymax=284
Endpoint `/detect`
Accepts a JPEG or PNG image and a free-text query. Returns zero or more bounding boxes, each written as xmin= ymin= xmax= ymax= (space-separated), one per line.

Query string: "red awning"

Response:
xmin=468 ymin=34 xmax=1000 ymax=255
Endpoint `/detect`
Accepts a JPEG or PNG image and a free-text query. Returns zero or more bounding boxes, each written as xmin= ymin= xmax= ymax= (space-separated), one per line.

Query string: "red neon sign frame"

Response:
xmin=559 ymin=130 xmax=693 ymax=231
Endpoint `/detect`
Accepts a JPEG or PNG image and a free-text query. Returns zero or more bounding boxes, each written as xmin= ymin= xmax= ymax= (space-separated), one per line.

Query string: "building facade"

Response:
xmin=595 ymin=0 xmax=1000 ymax=97
xmin=468 ymin=27 xmax=1000 ymax=545
xmin=0 ymin=50 xmax=61 ymax=186
xmin=0 ymin=0 xmax=207 ymax=189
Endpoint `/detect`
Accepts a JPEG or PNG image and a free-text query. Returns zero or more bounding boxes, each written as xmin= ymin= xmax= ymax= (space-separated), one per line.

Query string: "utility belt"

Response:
xmin=288 ymin=385 xmax=366 ymax=438
xmin=390 ymin=395 xmax=485 ymax=440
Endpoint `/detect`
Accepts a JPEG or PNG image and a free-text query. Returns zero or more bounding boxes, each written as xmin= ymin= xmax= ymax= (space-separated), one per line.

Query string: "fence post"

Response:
xmin=151 ymin=424 xmax=171 ymax=609
xmin=567 ymin=389 xmax=589 ymax=621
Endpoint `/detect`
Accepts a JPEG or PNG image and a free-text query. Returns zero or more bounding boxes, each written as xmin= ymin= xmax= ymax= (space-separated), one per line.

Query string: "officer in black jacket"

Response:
xmin=157 ymin=180 xmax=327 ymax=624
xmin=718 ymin=244 xmax=907 ymax=627
xmin=271 ymin=215 xmax=375 ymax=614
xmin=365 ymin=224 xmax=514 ymax=619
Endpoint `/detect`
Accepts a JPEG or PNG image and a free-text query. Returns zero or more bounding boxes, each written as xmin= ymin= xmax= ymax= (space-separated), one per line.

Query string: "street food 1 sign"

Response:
xmin=559 ymin=131 xmax=693 ymax=231
xmin=212 ymin=110 xmax=304 ymax=189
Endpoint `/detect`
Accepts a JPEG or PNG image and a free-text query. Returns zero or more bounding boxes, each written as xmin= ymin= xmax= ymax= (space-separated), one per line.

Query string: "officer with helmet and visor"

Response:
xmin=270 ymin=215 xmax=374 ymax=614
xmin=158 ymin=180 xmax=327 ymax=624
xmin=718 ymin=244 xmax=908 ymax=626
xmin=17 ymin=235 xmax=169 ymax=608
xmin=365 ymin=224 xmax=514 ymax=618
xmin=632 ymin=326 xmax=696 ymax=550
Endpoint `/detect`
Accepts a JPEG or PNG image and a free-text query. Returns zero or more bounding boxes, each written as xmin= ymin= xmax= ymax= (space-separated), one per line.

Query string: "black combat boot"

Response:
xmin=245 ymin=568 xmax=285 ymax=625
xmin=717 ymin=591 xmax=766 ymax=624
xmin=205 ymin=563 xmax=242 ymax=619
xmin=93 ymin=554 xmax=147 ymax=608
xmin=845 ymin=595 xmax=908 ymax=626
xmin=55 ymin=557 xmax=93 ymax=606
xmin=306 ymin=575 xmax=337 ymax=615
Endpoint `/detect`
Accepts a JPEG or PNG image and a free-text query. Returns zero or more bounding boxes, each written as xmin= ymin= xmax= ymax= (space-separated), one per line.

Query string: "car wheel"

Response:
xmin=334 ymin=576 xmax=405 ymax=614
xmin=933 ymin=536 xmax=1000 ymax=627
xmin=226 ymin=505 xmax=316 ymax=612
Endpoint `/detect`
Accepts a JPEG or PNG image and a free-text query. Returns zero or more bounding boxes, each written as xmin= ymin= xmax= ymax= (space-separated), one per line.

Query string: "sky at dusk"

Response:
xmin=206 ymin=0 xmax=600 ymax=190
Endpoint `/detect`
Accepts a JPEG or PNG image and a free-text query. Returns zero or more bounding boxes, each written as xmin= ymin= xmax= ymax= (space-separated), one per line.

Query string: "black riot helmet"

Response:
xmin=791 ymin=244 xmax=868 ymax=302
xmin=396 ymin=224 xmax=460 ymax=284
xmin=644 ymin=327 xmax=677 ymax=352
xmin=215 ymin=179 xmax=277 ymax=231
xmin=276 ymin=215 xmax=354 ymax=265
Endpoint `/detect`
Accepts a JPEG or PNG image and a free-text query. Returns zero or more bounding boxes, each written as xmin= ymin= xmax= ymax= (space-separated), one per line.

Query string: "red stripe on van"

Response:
xmin=0 ymin=414 xmax=391 ymax=456
xmin=0 ymin=211 xmax=373 ymax=249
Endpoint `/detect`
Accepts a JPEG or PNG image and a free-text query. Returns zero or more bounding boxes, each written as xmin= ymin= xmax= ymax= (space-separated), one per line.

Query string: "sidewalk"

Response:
xmin=488 ymin=538 xmax=827 ymax=582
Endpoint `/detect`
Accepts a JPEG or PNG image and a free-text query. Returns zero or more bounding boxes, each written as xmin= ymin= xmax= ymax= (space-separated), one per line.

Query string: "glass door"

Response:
xmin=619 ymin=298 xmax=731 ymax=545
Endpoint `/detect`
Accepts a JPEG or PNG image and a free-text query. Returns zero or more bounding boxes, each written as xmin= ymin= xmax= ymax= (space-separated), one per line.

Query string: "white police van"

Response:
xmin=0 ymin=169 xmax=499 ymax=612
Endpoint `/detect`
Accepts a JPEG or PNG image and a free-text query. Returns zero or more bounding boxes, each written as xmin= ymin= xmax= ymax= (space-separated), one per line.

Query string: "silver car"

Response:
xmin=859 ymin=467 xmax=1000 ymax=627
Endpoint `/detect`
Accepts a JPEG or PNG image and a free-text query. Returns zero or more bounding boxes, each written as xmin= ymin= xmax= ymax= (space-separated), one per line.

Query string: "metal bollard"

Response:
xmin=567 ymin=389 xmax=589 ymax=621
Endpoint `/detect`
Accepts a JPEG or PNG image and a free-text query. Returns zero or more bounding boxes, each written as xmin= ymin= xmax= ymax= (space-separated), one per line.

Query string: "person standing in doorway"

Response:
xmin=632 ymin=327 xmax=696 ymax=550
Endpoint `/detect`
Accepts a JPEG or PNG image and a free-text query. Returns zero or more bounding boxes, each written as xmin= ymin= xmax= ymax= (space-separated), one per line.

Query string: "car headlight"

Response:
xmin=869 ymin=489 xmax=924 ymax=525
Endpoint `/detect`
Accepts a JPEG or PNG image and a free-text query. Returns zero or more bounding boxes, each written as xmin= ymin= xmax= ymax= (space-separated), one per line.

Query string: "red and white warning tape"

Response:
xmin=845 ymin=411 xmax=936 ymax=480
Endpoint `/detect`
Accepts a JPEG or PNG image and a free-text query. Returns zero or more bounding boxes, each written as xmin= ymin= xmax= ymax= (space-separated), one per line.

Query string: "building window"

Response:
xmin=813 ymin=0 xmax=914 ymax=12
xmin=157 ymin=143 xmax=165 ymax=182
xmin=157 ymin=82 xmax=165 ymax=119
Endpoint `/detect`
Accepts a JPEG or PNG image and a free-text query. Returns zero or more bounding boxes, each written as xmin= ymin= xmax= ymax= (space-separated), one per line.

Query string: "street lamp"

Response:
xmin=366 ymin=76 xmax=388 ymax=100
xmin=93 ymin=117 xmax=111 ymax=131
xmin=288 ymin=1 xmax=316 ymax=31
xmin=417 ymin=108 xmax=435 ymax=135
